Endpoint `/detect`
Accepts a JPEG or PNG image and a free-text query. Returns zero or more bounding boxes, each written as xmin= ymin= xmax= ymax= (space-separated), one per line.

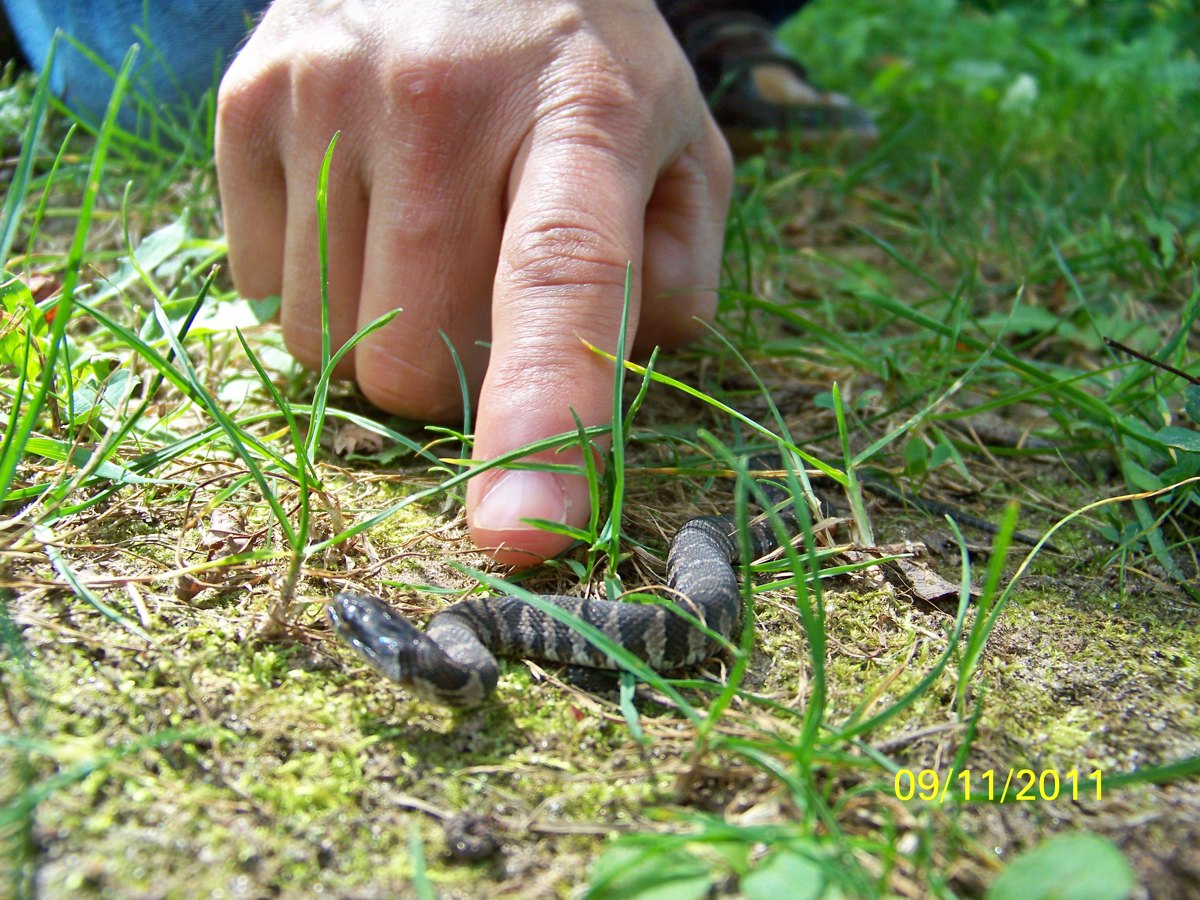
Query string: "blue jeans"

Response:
xmin=1 ymin=0 xmax=799 ymax=124
xmin=1 ymin=0 xmax=269 ymax=123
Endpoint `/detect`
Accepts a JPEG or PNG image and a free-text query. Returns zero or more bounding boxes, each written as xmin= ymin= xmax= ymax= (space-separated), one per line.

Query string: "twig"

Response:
xmin=1104 ymin=336 xmax=1200 ymax=385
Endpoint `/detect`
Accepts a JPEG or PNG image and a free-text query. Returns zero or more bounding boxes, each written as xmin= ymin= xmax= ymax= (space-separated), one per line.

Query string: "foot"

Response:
xmin=678 ymin=13 xmax=878 ymax=155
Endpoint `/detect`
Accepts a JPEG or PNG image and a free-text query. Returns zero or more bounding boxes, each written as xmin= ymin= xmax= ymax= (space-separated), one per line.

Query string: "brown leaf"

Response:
xmin=882 ymin=557 xmax=963 ymax=605
xmin=201 ymin=508 xmax=249 ymax=553
xmin=332 ymin=423 xmax=385 ymax=457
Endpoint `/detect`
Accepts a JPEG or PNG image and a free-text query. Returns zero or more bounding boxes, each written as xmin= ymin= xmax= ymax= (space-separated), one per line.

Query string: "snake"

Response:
xmin=327 ymin=503 xmax=800 ymax=708
xmin=327 ymin=458 xmax=1045 ymax=707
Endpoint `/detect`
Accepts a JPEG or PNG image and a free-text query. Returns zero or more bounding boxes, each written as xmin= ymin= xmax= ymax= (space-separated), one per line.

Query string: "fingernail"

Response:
xmin=473 ymin=470 xmax=572 ymax=533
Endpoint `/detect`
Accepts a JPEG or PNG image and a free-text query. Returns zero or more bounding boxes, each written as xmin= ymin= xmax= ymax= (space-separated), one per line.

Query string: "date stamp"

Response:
xmin=894 ymin=767 xmax=1103 ymax=803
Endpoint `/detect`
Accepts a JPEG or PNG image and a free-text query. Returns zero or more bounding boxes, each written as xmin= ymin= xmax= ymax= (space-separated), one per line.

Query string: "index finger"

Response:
xmin=465 ymin=131 xmax=648 ymax=565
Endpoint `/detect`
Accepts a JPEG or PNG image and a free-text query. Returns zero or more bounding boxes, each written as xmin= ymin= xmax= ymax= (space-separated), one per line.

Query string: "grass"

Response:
xmin=1 ymin=0 xmax=1199 ymax=896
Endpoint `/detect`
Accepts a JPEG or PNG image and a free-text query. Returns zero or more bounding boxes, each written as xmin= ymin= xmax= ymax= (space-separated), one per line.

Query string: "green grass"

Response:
xmin=2 ymin=0 xmax=1198 ymax=896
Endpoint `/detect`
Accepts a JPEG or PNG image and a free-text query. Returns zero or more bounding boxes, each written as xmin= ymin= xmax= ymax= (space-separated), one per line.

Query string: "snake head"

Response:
xmin=328 ymin=591 xmax=498 ymax=706
xmin=327 ymin=591 xmax=422 ymax=685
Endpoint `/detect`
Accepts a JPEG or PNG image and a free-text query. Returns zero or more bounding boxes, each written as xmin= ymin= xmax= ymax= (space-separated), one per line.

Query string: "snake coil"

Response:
xmin=328 ymin=505 xmax=798 ymax=707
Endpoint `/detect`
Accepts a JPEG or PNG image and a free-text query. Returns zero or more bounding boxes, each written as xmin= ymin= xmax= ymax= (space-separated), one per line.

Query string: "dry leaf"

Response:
xmin=332 ymin=423 xmax=385 ymax=457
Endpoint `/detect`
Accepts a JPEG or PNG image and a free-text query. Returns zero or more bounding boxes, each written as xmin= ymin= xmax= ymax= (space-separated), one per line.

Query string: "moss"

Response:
xmin=6 ymin=453 xmax=1196 ymax=899
xmin=4 ymin=13 xmax=1199 ymax=891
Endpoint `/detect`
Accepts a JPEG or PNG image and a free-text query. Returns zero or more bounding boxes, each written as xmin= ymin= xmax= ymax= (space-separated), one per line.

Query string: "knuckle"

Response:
xmin=287 ymin=50 xmax=363 ymax=123
xmin=538 ymin=21 xmax=703 ymax=154
xmin=379 ymin=55 xmax=467 ymax=121
xmin=216 ymin=64 xmax=280 ymax=140
xmin=553 ymin=67 xmax=640 ymax=121
xmin=488 ymin=287 xmax=625 ymax=403
xmin=504 ymin=213 xmax=632 ymax=294
xmin=485 ymin=348 xmax=593 ymax=407
xmin=540 ymin=75 xmax=647 ymax=158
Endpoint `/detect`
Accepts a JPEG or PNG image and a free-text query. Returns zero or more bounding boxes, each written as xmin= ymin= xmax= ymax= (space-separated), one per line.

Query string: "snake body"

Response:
xmin=328 ymin=510 xmax=795 ymax=707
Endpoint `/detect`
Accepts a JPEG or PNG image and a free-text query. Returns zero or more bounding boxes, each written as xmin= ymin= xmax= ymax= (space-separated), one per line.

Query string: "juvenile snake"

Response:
xmin=327 ymin=506 xmax=798 ymax=707
xmin=327 ymin=462 xmax=1041 ymax=706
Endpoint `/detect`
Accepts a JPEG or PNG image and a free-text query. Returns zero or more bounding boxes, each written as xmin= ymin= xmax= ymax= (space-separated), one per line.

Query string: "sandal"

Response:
xmin=678 ymin=12 xmax=878 ymax=155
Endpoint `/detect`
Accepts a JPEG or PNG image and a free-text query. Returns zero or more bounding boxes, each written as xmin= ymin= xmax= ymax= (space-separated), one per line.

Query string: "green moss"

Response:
xmin=3 ymin=5 xmax=1198 ymax=893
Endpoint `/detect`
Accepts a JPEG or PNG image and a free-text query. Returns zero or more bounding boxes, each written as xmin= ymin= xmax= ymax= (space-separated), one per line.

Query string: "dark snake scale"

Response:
xmin=327 ymin=509 xmax=798 ymax=707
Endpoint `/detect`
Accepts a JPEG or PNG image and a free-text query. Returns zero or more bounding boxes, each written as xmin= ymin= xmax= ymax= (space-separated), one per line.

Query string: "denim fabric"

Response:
xmin=1 ymin=0 xmax=269 ymax=122
xmin=0 ymin=0 xmax=801 ymax=122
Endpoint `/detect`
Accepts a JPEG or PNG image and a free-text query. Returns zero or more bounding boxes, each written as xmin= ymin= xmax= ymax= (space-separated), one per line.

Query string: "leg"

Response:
xmin=0 ymin=0 xmax=269 ymax=125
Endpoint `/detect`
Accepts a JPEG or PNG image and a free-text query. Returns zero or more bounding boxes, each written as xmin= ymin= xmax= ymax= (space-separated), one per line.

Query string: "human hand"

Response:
xmin=216 ymin=0 xmax=732 ymax=565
